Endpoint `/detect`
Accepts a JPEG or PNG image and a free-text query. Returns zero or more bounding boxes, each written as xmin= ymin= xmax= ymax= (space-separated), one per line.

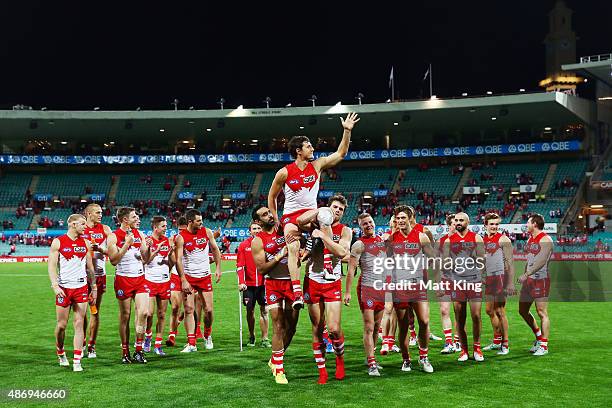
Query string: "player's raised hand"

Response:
xmin=145 ymin=237 xmax=154 ymax=247
xmin=213 ymin=227 xmax=222 ymax=240
xmin=340 ymin=112 xmax=360 ymax=131
xmin=124 ymin=231 xmax=135 ymax=247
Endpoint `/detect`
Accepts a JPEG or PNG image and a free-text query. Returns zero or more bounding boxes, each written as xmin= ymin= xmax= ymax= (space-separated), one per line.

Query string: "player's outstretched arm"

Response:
xmin=500 ymin=235 xmax=517 ymax=296
xmin=314 ymin=112 xmax=360 ymax=171
xmin=268 ymin=168 xmax=287 ymax=225
xmin=207 ymin=228 xmax=223 ymax=283
xmin=47 ymin=238 xmax=65 ymax=297
xmin=345 ymin=240 xmax=364 ymax=306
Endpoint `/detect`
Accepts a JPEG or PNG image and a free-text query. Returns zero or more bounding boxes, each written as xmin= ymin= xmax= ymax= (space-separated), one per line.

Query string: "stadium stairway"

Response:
xmin=539 ymin=163 xmax=557 ymax=195
xmin=452 ymin=167 xmax=473 ymax=200
xmin=169 ymin=174 xmax=185 ymax=203
xmin=29 ymin=213 xmax=41 ymax=230
xmin=392 ymin=170 xmax=404 ymax=194
xmin=28 ymin=175 xmax=40 ymax=196
xmin=251 ymin=173 xmax=263 ymax=197
xmin=511 ymin=209 xmax=523 ymax=224
xmin=107 ymin=175 xmax=121 ymax=205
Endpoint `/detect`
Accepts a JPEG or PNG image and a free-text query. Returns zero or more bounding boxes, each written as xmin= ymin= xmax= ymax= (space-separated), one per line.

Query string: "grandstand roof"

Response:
xmin=562 ymin=54 xmax=612 ymax=87
xmin=0 ymin=92 xmax=592 ymax=146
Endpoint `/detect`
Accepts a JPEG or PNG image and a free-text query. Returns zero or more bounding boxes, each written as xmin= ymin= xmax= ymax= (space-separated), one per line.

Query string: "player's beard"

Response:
xmin=455 ymin=224 xmax=465 ymax=232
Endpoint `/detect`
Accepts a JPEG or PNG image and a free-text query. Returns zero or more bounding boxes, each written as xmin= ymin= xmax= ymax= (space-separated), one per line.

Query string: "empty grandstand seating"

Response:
xmin=0 ymin=173 xmax=31 ymax=206
xmin=549 ymin=160 xmax=588 ymax=197
xmin=37 ymin=173 xmax=111 ymax=198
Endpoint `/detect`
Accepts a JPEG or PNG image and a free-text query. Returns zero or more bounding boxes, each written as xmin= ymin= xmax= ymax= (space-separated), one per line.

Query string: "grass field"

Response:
xmin=1 ymin=260 xmax=611 ymax=408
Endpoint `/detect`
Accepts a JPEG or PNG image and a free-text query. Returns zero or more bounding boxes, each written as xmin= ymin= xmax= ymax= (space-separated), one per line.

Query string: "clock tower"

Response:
xmin=539 ymin=0 xmax=584 ymax=92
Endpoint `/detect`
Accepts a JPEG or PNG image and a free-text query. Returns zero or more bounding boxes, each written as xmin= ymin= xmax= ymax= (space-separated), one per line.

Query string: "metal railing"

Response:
xmin=580 ymin=53 xmax=612 ymax=64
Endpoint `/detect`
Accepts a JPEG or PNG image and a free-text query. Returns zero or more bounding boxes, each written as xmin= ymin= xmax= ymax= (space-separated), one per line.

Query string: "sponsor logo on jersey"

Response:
xmin=303 ymin=175 xmax=315 ymax=183
xmin=195 ymin=238 xmax=207 ymax=246
xmin=90 ymin=233 xmax=104 ymax=240
xmin=74 ymin=246 xmax=87 ymax=253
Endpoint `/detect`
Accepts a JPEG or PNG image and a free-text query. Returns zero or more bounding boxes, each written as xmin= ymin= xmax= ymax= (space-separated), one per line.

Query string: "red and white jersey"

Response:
xmin=81 ymin=223 xmax=108 ymax=276
xmin=390 ymin=228 xmax=425 ymax=281
xmin=144 ymin=236 xmax=171 ymax=283
xmin=56 ymin=234 xmax=88 ymax=289
xmin=483 ymin=233 xmax=505 ymax=277
xmin=180 ymin=228 xmax=211 ymax=278
xmin=438 ymin=233 xmax=453 ymax=278
xmin=282 ymin=162 xmax=319 ymax=215
xmin=259 ymin=229 xmax=289 ymax=280
xmin=448 ymin=231 xmax=481 ymax=282
xmin=526 ymin=231 xmax=552 ymax=280
xmin=237 ymin=237 xmax=262 ymax=286
xmin=354 ymin=235 xmax=387 ymax=288
xmin=114 ymin=228 xmax=145 ymax=277
xmin=412 ymin=223 xmax=424 ymax=234
xmin=307 ymin=223 xmax=346 ymax=284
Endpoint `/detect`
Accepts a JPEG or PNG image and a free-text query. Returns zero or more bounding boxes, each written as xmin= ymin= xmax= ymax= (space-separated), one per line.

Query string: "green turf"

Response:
xmin=0 ymin=261 xmax=611 ymax=408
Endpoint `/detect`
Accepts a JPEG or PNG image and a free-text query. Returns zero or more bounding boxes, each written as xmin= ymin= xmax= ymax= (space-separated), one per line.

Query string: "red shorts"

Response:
xmin=144 ymin=279 xmax=171 ymax=300
xmin=185 ymin=275 xmax=213 ymax=293
xmin=485 ymin=275 xmax=506 ymax=299
xmin=56 ymin=284 xmax=89 ymax=307
xmin=280 ymin=208 xmax=313 ymax=230
xmin=265 ymin=278 xmax=295 ymax=307
xmin=114 ymin=275 xmax=147 ymax=300
xmin=393 ymin=286 xmax=428 ymax=309
xmin=95 ymin=275 xmax=107 ymax=293
xmin=450 ymin=280 xmax=483 ymax=302
xmin=520 ymin=277 xmax=550 ymax=301
xmin=304 ymin=277 xmax=342 ymax=304
xmin=357 ymin=280 xmax=385 ymax=312
xmin=169 ymin=274 xmax=182 ymax=292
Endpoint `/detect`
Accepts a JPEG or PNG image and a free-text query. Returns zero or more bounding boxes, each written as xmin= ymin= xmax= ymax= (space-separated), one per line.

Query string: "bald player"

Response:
xmin=441 ymin=212 xmax=485 ymax=362
xmin=81 ymin=203 xmax=112 ymax=358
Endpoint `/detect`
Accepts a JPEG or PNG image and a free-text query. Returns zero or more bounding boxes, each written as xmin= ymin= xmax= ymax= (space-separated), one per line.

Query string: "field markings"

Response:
xmin=0 ymin=270 xmax=238 ymax=278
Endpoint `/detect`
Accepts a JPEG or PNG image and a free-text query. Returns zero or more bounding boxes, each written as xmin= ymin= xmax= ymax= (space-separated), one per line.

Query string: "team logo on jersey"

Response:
xmin=332 ymin=234 xmax=340 ymax=242
xmin=269 ymin=294 xmax=277 ymax=302
xmin=304 ymin=293 xmax=310 ymax=301
xmin=57 ymin=296 xmax=64 ymax=303
xmin=282 ymin=217 xmax=290 ymax=224
xmin=485 ymin=242 xmax=499 ymax=253
xmin=62 ymin=248 xmax=72 ymax=253
xmin=528 ymin=243 xmax=541 ymax=253
xmin=366 ymin=299 xmax=374 ymax=307
xmin=133 ymin=238 xmax=142 ymax=243
xmin=265 ymin=243 xmax=276 ymax=249
xmin=117 ymin=289 xmax=124 ymax=297
xmin=170 ymin=282 xmax=176 ymax=289
xmin=289 ymin=179 xmax=299 ymax=185
xmin=303 ymin=175 xmax=315 ymax=183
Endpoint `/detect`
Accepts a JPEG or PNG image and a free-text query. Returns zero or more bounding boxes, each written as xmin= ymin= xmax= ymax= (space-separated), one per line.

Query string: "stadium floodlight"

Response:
xmin=299 ymin=126 xmax=305 ymax=130
xmin=189 ymin=106 xmax=195 ymax=110
xmin=160 ymin=128 xmax=165 ymax=132
xmin=206 ymin=128 xmax=212 ymax=132
xmin=309 ymin=95 xmax=317 ymax=107
xmin=356 ymin=93 xmax=364 ymax=105
xmin=519 ymin=88 xmax=526 ymax=92
xmin=218 ymin=98 xmax=226 ymax=109
xmin=264 ymin=97 xmax=271 ymax=108
xmin=461 ymin=93 xmax=468 ymax=96
xmin=491 ymin=117 xmax=497 ymax=120
xmin=486 ymin=91 xmax=493 ymax=95
xmin=393 ymin=122 xmax=399 ymax=126
xmin=385 ymin=99 xmax=391 ymax=103
xmin=93 ymin=107 xmax=100 ymax=111
xmin=430 ymin=95 xmax=437 ymax=99
xmin=544 ymin=127 xmax=552 ymax=131
xmin=60 ymin=141 xmax=67 ymax=145
xmin=590 ymin=204 xmax=603 ymax=208
xmin=172 ymin=98 xmax=179 ymax=111
xmin=286 ymin=103 xmax=292 ymax=107
xmin=41 ymin=107 xmax=47 ymax=111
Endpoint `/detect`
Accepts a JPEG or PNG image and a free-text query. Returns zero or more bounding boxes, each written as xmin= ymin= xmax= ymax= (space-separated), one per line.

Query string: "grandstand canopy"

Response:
xmin=0 ymin=92 xmax=593 ymax=149
xmin=562 ymin=54 xmax=612 ymax=87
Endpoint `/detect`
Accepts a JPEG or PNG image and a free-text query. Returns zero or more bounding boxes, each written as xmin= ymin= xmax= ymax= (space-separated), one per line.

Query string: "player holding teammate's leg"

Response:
xmin=387 ymin=206 xmax=435 ymax=374
xmin=143 ymin=216 xmax=174 ymax=356
xmin=81 ymin=203 xmax=112 ymax=359
xmin=175 ymin=209 xmax=222 ymax=353
xmin=268 ymin=113 xmax=360 ymax=310
xmin=345 ymin=213 xmax=387 ymax=376
xmin=107 ymin=207 xmax=151 ymax=364
xmin=304 ymin=195 xmax=352 ymax=384
xmin=518 ymin=214 xmax=553 ymax=356
xmin=166 ymin=216 xmax=187 ymax=346
xmin=236 ymin=221 xmax=270 ymax=347
xmin=482 ymin=213 xmax=516 ymax=355
xmin=441 ymin=212 xmax=486 ymax=362
xmin=48 ymin=214 xmax=97 ymax=372
xmin=251 ymin=205 xmax=300 ymax=384
xmin=436 ymin=213 xmax=459 ymax=354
